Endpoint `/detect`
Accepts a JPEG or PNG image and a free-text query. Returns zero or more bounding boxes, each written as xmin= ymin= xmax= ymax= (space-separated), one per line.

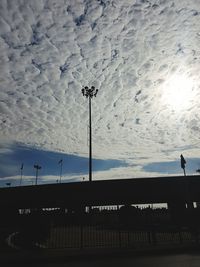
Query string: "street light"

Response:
xmin=34 ymin=164 xmax=42 ymax=185
xmin=58 ymin=159 xmax=63 ymax=183
xmin=81 ymin=86 xmax=98 ymax=182
xmin=20 ymin=163 xmax=23 ymax=186
xmin=180 ymin=154 xmax=186 ymax=176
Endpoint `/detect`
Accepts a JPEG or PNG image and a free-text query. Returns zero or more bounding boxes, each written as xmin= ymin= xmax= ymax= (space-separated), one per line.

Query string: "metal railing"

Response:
xmin=11 ymin=224 xmax=198 ymax=250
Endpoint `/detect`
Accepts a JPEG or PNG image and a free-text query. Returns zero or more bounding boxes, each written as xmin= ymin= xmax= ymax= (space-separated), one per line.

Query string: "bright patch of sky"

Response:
xmin=0 ymin=0 xmax=200 ymax=185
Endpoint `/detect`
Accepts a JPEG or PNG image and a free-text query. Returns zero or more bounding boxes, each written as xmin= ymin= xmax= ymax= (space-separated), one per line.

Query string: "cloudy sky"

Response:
xmin=0 ymin=0 xmax=200 ymax=186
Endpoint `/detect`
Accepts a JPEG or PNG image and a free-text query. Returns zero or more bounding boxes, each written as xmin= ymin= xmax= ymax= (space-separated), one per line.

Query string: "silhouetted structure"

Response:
xmin=0 ymin=176 xmax=199 ymax=210
xmin=81 ymin=86 xmax=98 ymax=182
xmin=180 ymin=154 xmax=186 ymax=176
xmin=1 ymin=176 xmax=200 ymax=251
xmin=58 ymin=159 xmax=63 ymax=183
xmin=20 ymin=163 xmax=23 ymax=186
xmin=34 ymin=164 xmax=41 ymax=185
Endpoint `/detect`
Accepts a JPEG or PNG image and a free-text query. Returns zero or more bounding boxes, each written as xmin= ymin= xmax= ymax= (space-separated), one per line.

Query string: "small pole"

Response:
xmin=58 ymin=159 xmax=63 ymax=183
xmin=20 ymin=163 xmax=23 ymax=186
xmin=34 ymin=164 xmax=41 ymax=185
xmin=180 ymin=154 xmax=186 ymax=176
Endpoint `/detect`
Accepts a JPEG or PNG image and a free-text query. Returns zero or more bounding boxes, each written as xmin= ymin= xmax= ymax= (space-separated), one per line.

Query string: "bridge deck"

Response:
xmin=0 ymin=175 xmax=199 ymax=208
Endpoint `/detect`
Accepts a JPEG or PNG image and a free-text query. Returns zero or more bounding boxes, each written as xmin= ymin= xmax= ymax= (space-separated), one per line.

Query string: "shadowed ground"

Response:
xmin=1 ymin=246 xmax=200 ymax=266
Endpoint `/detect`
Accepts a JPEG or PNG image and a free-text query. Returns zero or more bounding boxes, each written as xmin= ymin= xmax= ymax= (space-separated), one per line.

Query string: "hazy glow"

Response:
xmin=162 ymin=74 xmax=194 ymax=110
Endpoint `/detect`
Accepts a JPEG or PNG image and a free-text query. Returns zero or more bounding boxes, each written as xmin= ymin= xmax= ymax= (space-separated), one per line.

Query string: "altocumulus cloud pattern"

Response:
xmin=0 ymin=0 xmax=200 ymax=179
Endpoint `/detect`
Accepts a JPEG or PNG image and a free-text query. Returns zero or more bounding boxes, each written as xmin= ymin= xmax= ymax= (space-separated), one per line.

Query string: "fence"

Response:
xmin=11 ymin=224 xmax=198 ymax=250
xmin=3 ymin=206 xmax=200 ymax=250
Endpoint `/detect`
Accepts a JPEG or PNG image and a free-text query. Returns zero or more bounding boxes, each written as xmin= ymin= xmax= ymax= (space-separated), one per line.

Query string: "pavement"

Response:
xmin=1 ymin=243 xmax=200 ymax=265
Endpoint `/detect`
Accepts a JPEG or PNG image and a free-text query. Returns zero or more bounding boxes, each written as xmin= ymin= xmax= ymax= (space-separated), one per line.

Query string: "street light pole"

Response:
xmin=58 ymin=159 xmax=63 ymax=183
xmin=82 ymin=86 xmax=98 ymax=182
xmin=34 ymin=164 xmax=42 ymax=185
xmin=89 ymin=95 xmax=92 ymax=182
xmin=20 ymin=163 xmax=23 ymax=186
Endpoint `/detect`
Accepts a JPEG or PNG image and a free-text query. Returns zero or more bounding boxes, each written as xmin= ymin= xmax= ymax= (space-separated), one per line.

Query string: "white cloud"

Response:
xmin=0 ymin=165 xmax=184 ymax=188
xmin=0 ymin=0 xmax=200 ymax=178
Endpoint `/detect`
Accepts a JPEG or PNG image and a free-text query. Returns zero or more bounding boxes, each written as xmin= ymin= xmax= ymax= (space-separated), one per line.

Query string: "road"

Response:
xmin=3 ymin=253 xmax=200 ymax=267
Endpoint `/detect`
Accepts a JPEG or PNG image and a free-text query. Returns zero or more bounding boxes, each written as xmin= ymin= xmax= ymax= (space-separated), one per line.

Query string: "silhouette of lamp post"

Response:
xmin=58 ymin=159 xmax=63 ymax=183
xmin=34 ymin=164 xmax=42 ymax=185
xmin=81 ymin=86 xmax=98 ymax=182
xmin=180 ymin=154 xmax=186 ymax=176
xmin=20 ymin=163 xmax=23 ymax=186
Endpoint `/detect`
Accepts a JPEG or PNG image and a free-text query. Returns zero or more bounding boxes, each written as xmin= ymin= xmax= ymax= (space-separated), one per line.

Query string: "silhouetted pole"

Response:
xmin=81 ymin=86 xmax=98 ymax=182
xmin=34 ymin=164 xmax=41 ymax=185
xmin=180 ymin=154 xmax=186 ymax=176
xmin=180 ymin=154 xmax=193 ymax=208
xmin=89 ymin=95 xmax=92 ymax=182
xmin=58 ymin=159 xmax=63 ymax=183
xmin=20 ymin=163 xmax=23 ymax=186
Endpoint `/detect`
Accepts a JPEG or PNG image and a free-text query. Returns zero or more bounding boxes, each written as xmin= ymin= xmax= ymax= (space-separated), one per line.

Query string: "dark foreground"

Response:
xmin=31 ymin=253 xmax=200 ymax=267
xmin=1 ymin=245 xmax=200 ymax=266
xmin=1 ymin=177 xmax=200 ymax=265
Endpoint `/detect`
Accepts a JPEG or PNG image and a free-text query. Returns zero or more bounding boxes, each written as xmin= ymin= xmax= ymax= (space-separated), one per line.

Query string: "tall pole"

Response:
xmin=82 ymin=86 xmax=98 ymax=182
xmin=89 ymin=96 xmax=92 ymax=182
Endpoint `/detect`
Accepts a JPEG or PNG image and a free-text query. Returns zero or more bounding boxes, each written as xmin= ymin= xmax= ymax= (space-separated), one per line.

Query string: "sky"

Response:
xmin=0 ymin=0 xmax=200 ymax=187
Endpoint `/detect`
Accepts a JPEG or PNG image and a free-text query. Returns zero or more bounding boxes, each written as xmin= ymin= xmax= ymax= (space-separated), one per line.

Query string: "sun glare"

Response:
xmin=162 ymin=74 xmax=194 ymax=110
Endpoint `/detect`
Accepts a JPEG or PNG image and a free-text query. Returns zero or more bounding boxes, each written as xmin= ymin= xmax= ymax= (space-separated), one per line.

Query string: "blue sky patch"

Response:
xmin=0 ymin=143 xmax=128 ymax=182
xmin=143 ymin=158 xmax=200 ymax=175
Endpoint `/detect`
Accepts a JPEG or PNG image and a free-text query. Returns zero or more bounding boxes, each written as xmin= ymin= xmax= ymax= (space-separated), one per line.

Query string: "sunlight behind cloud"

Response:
xmin=162 ymin=74 xmax=195 ymax=111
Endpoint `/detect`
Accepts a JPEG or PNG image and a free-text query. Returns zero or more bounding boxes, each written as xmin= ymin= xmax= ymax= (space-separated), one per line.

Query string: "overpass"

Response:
xmin=0 ymin=175 xmax=199 ymax=209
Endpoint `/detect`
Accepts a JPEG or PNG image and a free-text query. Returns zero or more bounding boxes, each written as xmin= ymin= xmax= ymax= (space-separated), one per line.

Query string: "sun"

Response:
xmin=161 ymin=74 xmax=194 ymax=111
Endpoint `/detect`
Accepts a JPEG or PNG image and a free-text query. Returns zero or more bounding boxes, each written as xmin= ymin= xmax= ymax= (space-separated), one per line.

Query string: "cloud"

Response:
xmin=143 ymin=158 xmax=200 ymax=175
xmin=0 ymin=143 xmax=128 ymax=182
xmin=0 ymin=0 xmax=200 ymax=179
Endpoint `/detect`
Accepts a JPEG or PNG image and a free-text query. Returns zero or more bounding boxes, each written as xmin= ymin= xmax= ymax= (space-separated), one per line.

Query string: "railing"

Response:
xmin=11 ymin=224 xmax=198 ymax=250
xmin=2 ymin=206 xmax=200 ymax=250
